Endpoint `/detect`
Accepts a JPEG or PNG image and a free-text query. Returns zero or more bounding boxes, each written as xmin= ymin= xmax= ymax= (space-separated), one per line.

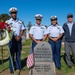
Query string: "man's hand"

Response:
xmin=15 ymin=36 xmax=21 ymax=41
xmin=36 ymin=40 xmax=41 ymax=44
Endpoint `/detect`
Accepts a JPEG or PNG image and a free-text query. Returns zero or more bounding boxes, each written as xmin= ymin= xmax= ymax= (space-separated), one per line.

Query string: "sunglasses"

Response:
xmin=10 ymin=12 xmax=17 ymax=14
xmin=67 ymin=16 xmax=73 ymax=18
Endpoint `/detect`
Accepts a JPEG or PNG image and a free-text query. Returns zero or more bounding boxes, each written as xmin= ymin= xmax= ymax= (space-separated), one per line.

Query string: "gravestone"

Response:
xmin=29 ymin=42 xmax=56 ymax=75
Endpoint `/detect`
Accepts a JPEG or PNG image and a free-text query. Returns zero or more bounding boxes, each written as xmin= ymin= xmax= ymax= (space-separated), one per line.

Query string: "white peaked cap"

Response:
xmin=35 ymin=14 xmax=43 ymax=19
xmin=9 ymin=7 xmax=18 ymax=13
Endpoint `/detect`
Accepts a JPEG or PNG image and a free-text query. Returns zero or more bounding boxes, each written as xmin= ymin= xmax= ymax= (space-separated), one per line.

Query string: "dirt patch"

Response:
xmin=56 ymin=70 xmax=63 ymax=75
xmin=0 ymin=69 xmax=28 ymax=75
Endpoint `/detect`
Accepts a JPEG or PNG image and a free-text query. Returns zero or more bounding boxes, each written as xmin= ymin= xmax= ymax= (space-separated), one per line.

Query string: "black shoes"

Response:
xmin=10 ymin=70 xmax=14 ymax=74
xmin=57 ymin=67 xmax=61 ymax=70
xmin=68 ymin=66 xmax=72 ymax=68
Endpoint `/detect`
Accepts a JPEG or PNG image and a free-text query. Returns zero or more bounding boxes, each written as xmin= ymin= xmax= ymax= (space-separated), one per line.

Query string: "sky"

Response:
xmin=0 ymin=0 xmax=75 ymax=27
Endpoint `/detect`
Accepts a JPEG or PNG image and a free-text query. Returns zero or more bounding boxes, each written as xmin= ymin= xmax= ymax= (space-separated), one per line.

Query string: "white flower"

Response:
xmin=0 ymin=30 xmax=10 ymax=46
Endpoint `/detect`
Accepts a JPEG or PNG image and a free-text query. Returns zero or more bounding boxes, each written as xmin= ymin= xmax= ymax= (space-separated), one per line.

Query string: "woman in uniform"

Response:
xmin=47 ymin=16 xmax=64 ymax=69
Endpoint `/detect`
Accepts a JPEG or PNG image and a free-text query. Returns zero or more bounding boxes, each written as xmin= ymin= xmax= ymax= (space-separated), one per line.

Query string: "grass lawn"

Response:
xmin=0 ymin=39 xmax=75 ymax=75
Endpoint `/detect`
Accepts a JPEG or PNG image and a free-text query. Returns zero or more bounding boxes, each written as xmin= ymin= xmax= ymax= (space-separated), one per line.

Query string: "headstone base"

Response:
xmin=29 ymin=62 xmax=56 ymax=75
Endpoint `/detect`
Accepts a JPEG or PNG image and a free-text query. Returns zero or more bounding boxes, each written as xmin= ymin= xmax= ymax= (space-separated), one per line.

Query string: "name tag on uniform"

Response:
xmin=41 ymin=27 xmax=44 ymax=29
xmin=57 ymin=27 xmax=60 ymax=29
xmin=33 ymin=28 xmax=36 ymax=29
xmin=57 ymin=27 xmax=61 ymax=31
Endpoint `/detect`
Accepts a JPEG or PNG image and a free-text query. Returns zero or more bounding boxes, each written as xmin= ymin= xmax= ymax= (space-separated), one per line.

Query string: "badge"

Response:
xmin=57 ymin=27 xmax=60 ymax=29
xmin=41 ymin=27 xmax=44 ymax=29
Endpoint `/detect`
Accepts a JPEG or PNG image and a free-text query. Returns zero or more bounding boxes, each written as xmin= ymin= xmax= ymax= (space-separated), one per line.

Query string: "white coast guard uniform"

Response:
xmin=6 ymin=18 xmax=25 ymax=36
xmin=29 ymin=24 xmax=47 ymax=40
xmin=6 ymin=18 xmax=25 ymax=71
xmin=29 ymin=14 xmax=47 ymax=50
xmin=29 ymin=24 xmax=47 ymax=54
xmin=47 ymin=24 xmax=64 ymax=68
xmin=47 ymin=25 xmax=64 ymax=37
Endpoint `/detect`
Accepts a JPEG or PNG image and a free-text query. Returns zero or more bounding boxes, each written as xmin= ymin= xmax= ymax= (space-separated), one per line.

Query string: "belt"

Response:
xmin=36 ymin=39 xmax=43 ymax=41
xmin=51 ymin=37 xmax=57 ymax=38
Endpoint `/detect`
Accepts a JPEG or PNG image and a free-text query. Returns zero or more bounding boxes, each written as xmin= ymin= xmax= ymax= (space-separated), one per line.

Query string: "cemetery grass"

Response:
xmin=0 ymin=39 xmax=75 ymax=75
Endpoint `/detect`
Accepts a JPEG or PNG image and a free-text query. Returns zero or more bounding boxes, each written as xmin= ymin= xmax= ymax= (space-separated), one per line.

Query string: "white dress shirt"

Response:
xmin=29 ymin=24 xmax=47 ymax=39
xmin=47 ymin=24 xmax=64 ymax=37
xmin=6 ymin=18 xmax=25 ymax=36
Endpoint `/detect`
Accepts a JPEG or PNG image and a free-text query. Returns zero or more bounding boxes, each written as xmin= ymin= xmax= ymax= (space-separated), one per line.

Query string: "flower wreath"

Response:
xmin=0 ymin=22 xmax=12 ymax=46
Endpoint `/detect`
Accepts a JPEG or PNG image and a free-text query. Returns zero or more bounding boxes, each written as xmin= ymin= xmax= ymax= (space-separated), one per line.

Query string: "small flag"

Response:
xmin=27 ymin=53 xmax=34 ymax=68
xmin=27 ymin=46 xmax=34 ymax=68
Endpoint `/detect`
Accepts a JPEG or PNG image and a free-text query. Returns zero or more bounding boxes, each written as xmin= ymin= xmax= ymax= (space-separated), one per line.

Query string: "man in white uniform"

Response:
xmin=29 ymin=14 xmax=47 ymax=53
xmin=6 ymin=7 xmax=25 ymax=73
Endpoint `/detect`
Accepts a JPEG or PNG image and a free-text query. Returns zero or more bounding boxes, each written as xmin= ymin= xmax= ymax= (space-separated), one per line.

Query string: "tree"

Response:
xmin=27 ymin=21 xmax=32 ymax=30
xmin=0 ymin=14 xmax=10 ymax=22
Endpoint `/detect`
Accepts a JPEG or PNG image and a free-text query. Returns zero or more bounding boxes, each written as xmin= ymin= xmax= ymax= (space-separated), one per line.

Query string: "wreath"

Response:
xmin=0 ymin=22 xmax=12 ymax=46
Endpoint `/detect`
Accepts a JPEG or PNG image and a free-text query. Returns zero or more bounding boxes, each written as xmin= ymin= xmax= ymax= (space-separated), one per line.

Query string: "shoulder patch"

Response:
xmin=41 ymin=26 xmax=46 ymax=29
xmin=18 ymin=19 xmax=23 ymax=24
xmin=18 ymin=21 xmax=23 ymax=24
xmin=41 ymin=25 xmax=46 ymax=28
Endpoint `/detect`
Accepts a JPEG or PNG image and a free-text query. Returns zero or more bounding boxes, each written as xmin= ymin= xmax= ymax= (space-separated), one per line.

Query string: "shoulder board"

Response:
xmin=17 ymin=19 xmax=23 ymax=24
xmin=41 ymin=26 xmax=46 ymax=28
xmin=41 ymin=25 xmax=45 ymax=27
xmin=31 ymin=26 xmax=36 ymax=29
xmin=18 ymin=21 xmax=23 ymax=24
